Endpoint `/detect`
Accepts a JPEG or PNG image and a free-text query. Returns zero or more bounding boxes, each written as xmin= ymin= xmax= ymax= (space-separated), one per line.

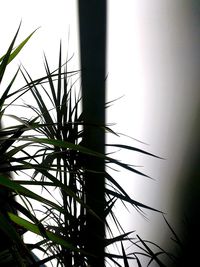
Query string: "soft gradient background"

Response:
xmin=1 ymin=1 xmax=199 ymax=265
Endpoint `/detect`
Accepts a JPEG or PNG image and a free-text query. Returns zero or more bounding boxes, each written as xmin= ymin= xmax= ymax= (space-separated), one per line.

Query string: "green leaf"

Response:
xmin=0 ymin=24 xmax=20 ymax=83
xmin=0 ymin=212 xmax=25 ymax=251
xmin=0 ymin=28 xmax=39 ymax=65
xmin=8 ymin=212 xmax=94 ymax=256
xmin=19 ymin=137 xmax=150 ymax=177
xmin=0 ymin=175 xmax=68 ymax=215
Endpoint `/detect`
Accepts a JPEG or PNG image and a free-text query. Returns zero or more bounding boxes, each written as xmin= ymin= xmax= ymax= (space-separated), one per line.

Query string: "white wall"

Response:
xmin=107 ymin=1 xmax=200 ymax=259
xmin=1 ymin=0 xmax=199 ymax=265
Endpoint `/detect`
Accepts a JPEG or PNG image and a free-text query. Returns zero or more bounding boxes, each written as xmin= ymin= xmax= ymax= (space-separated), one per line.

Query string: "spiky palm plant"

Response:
xmin=0 ymin=25 xmax=43 ymax=266
xmin=0 ymin=24 xmax=184 ymax=267
xmin=20 ymin=48 xmax=88 ymax=266
xmin=7 ymin=46 xmax=162 ymax=267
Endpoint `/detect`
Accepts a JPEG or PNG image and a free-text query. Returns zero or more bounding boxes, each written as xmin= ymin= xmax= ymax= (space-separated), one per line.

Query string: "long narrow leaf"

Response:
xmin=106 ymin=144 xmax=162 ymax=159
xmin=8 ymin=212 xmax=94 ymax=256
xmin=0 ymin=28 xmax=38 ymax=65
xmin=106 ymin=188 xmax=160 ymax=212
xmin=121 ymin=242 xmax=130 ymax=267
xmin=0 ymin=175 xmax=69 ymax=216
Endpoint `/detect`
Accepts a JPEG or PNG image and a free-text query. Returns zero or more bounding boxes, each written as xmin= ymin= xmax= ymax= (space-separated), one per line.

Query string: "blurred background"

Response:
xmin=0 ymin=0 xmax=199 ymax=265
xmin=107 ymin=0 xmax=200 ymax=248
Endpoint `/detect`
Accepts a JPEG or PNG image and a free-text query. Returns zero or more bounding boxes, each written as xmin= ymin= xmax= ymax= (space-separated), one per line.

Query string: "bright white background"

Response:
xmin=1 ymin=1 xmax=199 ymax=266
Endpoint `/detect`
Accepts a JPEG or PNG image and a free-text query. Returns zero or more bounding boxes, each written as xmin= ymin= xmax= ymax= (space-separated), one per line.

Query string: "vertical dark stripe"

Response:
xmin=78 ymin=1 xmax=107 ymax=266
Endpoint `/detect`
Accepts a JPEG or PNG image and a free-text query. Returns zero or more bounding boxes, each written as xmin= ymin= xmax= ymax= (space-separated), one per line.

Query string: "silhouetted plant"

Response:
xmin=0 ymin=24 xmax=43 ymax=266
xmin=0 ymin=26 xmax=186 ymax=267
xmin=3 ymin=46 xmax=161 ymax=266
